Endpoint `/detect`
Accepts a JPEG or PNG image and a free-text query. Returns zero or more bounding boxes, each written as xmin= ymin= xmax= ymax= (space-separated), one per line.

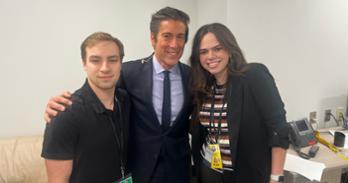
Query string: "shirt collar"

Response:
xmin=152 ymin=55 xmax=180 ymax=75
xmin=81 ymin=79 xmax=117 ymax=114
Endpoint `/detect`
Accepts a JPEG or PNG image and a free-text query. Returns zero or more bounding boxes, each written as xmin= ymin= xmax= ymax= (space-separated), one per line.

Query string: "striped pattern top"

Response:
xmin=199 ymin=85 xmax=233 ymax=172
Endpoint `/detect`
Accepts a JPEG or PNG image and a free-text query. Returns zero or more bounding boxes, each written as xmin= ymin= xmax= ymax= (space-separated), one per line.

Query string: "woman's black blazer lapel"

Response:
xmin=226 ymin=74 xmax=244 ymax=168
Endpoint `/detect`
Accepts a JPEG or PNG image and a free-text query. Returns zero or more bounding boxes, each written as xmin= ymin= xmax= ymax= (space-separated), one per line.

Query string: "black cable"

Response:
xmin=289 ymin=135 xmax=311 ymax=159
xmin=342 ymin=116 xmax=348 ymax=129
xmin=329 ymin=112 xmax=340 ymax=126
xmin=293 ymin=146 xmax=311 ymax=159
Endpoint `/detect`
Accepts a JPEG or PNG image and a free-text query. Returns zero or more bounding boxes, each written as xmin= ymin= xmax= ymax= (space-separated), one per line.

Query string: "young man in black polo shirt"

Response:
xmin=41 ymin=32 xmax=130 ymax=183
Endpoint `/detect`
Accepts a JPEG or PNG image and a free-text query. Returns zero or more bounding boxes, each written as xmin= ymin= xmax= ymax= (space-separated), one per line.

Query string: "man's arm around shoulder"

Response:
xmin=45 ymin=159 xmax=73 ymax=183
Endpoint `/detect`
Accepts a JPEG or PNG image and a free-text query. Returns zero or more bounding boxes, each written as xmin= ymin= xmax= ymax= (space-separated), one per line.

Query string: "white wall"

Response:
xmin=225 ymin=0 xmax=348 ymax=127
xmin=195 ymin=0 xmax=348 ymax=127
xmin=0 ymin=0 xmax=197 ymax=138
xmin=1 ymin=0 xmax=348 ymax=138
xmin=196 ymin=0 xmax=227 ymax=26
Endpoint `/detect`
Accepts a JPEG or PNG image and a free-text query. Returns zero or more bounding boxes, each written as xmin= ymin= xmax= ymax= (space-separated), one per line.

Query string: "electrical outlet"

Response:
xmin=309 ymin=111 xmax=317 ymax=123
xmin=324 ymin=109 xmax=331 ymax=122
xmin=336 ymin=107 xmax=344 ymax=123
xmin=309 ymin=111 xmax=318 ymax=130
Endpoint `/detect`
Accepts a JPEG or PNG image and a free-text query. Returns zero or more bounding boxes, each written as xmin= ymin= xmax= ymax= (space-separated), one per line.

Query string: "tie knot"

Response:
xmin=163 ymin=70 xmax=170 ymax=77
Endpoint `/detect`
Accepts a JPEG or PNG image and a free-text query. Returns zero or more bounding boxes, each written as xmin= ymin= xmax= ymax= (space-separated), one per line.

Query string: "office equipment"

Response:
xmin=308 ymin=145 xmax=320 ymax=157
xmin=289 ymin=118 xmax=317 ymax=148
xmin=334 ymin=131 xmax=345 ymax=147
xmin=286 ymin=127 xmax=348 ymax=183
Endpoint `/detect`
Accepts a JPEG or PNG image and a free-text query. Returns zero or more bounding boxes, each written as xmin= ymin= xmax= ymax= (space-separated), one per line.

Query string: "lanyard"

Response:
xmin=107 ymin=99 xmax=126 ymax=178
xmin=208 ymin=85 xmax=226 ymax=144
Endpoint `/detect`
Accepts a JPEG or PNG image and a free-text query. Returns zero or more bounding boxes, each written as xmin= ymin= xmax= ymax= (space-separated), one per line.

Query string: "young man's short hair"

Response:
xmin=80 ymin=32 xmax=124 ymax=62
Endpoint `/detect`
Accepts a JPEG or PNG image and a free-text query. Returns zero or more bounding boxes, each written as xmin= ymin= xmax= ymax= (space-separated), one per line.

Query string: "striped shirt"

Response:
xmin=199 ymin=85 xmax=233 ymax=172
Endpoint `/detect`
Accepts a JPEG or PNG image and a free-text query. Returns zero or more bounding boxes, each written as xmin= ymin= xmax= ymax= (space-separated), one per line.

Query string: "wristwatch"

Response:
xmin=270 ymin=174 xmax=284 ymax=182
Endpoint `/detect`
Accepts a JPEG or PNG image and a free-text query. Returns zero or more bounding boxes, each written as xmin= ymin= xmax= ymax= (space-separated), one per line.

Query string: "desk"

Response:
xmin=286 ymin=128 xmax=348 ymax=183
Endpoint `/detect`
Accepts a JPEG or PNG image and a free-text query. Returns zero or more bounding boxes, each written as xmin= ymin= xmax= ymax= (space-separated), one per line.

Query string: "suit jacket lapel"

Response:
xmin=226 ymin=74 xmax=243 ymax=169
xmin=139 ymin=57 xmax=161 ymax=126
xmin=141 ymin=58 xmax=154 ymax=106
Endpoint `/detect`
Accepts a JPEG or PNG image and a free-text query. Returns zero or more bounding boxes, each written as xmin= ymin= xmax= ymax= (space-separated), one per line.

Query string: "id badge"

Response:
xmin=209 ymin=144 xmax=223 ymax=169
xmin=113 ymin=174 xmax=133 ymax=183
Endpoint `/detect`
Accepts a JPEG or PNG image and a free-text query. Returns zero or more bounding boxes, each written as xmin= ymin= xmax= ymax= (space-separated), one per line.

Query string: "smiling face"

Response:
xmin=83 ymin=41 xmax=121 ymax=93
xmin=151 ymin=19 xmax=186 ymax=70
xmin=199 ymin=32 xmax=230 ymax=85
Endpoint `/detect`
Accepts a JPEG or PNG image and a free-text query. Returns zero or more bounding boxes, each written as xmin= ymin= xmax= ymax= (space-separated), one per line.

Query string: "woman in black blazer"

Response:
xmin=189 ymin=23 xmax=290 ymax=183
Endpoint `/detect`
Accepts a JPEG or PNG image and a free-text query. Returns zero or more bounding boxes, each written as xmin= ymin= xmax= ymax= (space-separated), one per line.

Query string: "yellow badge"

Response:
xmin=209 ymin=144 xmax=223 ymax=169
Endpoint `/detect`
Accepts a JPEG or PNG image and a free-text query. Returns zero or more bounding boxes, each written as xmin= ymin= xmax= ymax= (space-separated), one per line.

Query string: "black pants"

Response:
xmin=199 ymin=159 xmax=234 ymax=183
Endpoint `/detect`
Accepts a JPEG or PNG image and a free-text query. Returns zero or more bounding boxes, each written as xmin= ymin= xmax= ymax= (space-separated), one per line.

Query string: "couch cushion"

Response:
xmin=0 ymin=135 xmax=47 ymax=183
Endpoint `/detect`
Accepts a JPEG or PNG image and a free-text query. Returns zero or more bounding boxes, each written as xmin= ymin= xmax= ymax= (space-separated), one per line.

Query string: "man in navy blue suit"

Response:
xmin=44 ymin=7 xmax=192 ymax=183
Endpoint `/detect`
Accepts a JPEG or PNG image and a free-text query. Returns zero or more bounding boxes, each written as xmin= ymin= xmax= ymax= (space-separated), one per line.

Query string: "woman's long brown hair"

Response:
xmin=189 ymin=23 xmax=248 ymax=122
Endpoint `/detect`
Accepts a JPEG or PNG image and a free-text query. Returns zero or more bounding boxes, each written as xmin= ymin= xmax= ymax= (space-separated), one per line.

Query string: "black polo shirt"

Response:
xmin=42 ymin=80 xmax=129 ymax=183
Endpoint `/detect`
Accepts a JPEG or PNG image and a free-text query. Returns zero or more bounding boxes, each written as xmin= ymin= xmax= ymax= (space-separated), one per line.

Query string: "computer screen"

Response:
xmin=296 ymin=120 xmax=309 ymax=132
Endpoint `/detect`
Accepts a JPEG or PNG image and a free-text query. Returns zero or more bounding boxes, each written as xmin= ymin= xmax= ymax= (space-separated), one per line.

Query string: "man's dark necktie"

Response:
xmin=162 ymin=70 xmax=171 ymax=130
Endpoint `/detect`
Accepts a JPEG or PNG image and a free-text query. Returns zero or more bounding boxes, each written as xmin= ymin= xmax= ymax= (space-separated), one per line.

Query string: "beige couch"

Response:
xmin=0 ymin=135 xmax=47 ymax=183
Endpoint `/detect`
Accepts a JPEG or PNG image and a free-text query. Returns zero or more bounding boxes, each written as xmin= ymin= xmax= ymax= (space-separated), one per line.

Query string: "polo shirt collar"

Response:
xmin=80 ymin=79 xmax=116 ymax=114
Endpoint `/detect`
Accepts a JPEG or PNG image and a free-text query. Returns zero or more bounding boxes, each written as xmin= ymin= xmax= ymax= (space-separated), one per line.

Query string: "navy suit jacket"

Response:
xmin=118 ymin=56 xmax=192 ymax=183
